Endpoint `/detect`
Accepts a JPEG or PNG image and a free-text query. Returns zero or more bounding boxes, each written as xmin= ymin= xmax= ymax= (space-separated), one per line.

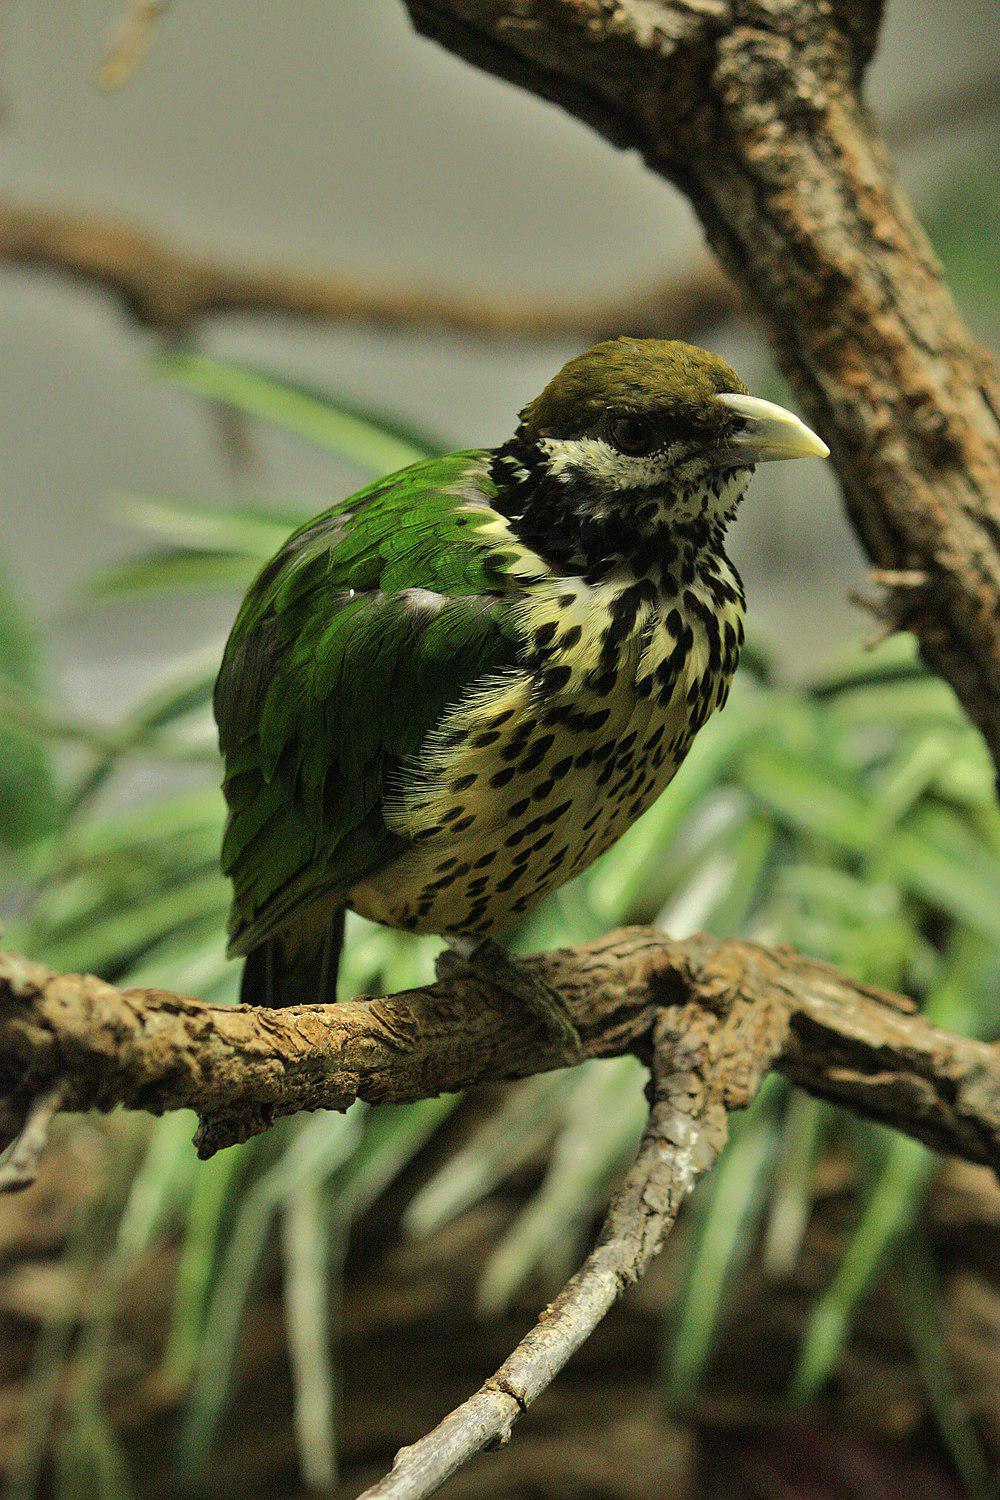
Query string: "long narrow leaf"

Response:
xmin=662 ymin=1091 xmax=778 ymax=1408
xmin=155 ymin=350 xmax=433 ymax=471
xmin=896 ymin=1239 xmax=997 ymax=1500
xmin=281 ymin=1189 xmax=344 ymax=1492
xmin=789 ymin=1129 xmax=932 ymax=1403
xmin=177 ymin=1110 xmax=365 ymax=1477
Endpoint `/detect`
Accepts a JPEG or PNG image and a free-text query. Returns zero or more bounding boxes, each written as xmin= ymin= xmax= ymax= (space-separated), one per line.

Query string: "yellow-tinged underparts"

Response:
xmin=350 ymin=511 xmax=744 ymax=935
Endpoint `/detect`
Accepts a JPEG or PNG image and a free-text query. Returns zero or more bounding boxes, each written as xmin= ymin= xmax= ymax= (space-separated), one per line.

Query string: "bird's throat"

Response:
xmin=489 ymin=435 xmax=745 ymax=586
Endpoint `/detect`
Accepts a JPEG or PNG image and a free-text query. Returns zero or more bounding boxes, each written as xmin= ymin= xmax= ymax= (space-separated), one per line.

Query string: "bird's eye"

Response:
xmin=606 ymin=411 xmax=656 ymax=457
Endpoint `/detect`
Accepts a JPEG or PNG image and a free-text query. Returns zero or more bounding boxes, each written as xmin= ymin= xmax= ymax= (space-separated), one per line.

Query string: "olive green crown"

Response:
xmin=520 ymin=337 xmax=749 ymax=440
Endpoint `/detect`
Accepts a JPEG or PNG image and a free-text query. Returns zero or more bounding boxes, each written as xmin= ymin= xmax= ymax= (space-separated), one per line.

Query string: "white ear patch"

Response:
xmin=538 ymin=436 xmax=669 ymax=490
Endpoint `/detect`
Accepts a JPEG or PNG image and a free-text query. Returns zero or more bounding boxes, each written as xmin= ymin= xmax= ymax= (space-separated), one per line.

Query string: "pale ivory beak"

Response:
xmin=714 ymin=393 xmax=830 ymax=464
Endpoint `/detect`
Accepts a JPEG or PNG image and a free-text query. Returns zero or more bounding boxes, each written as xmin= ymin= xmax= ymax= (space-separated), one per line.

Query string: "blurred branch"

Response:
xmin=0 ymin=1082 xmax=66 ymax=1192
xmin=0 ymin=196 xmax=733 ymax=341
xmin=95 ymin=0 xmax=171 ymax=90
xmin=0 ymin=69 xmax=995 ymax=341
xmin=397 ymin=0 xmax=1000 ymax=772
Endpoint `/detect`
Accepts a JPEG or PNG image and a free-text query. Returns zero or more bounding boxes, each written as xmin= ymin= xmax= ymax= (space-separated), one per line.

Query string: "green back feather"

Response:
xmin=214 ymin=451 xmax=524 ymax=954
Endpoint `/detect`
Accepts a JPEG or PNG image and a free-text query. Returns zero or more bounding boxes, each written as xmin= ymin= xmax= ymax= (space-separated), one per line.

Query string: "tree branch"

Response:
xmin=359 ymin=1004 xmax=738 ymax=1499
xmin=1 ymin=930 xmax=996 ymax=1172
xmin=1 ymin=70 xmax=993 ymax=343
xmin=0 ymin=196 xmax=734 ymax=342
xmin=397 ymin=0 xmax=1000 ymax=770
xmin=3 ymin=928 xmax=997 ymax=1495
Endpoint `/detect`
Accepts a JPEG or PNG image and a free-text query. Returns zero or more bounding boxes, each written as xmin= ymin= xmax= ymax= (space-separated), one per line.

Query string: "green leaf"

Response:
xmin=662 ymin=1089 xmax=778 ymax=1408
xmin=110 ymin=492 xmax=299 ymax=555
xmin=742 ymin=740 xmax=1000 ymax=942
xmin=60 ymin=788 xmax=223 ymax=864
xmin=740 ymin=739 xmax=879 ymax=854
xmin=825 ymin=674 xmax=964 ymax=733
xmin=0 ymin=569 xmax=58 ymax=851
xmin=763 ymin=1092 xmax=829 ymax=1278
xmin=476 ymin=1059 xmax=646 ymax=1314
xmin=56 ymin=1395 xmax=134 ymax=1500
xmin=0 ymin=659 xmax=218 ymax=771
xmin=789 ymin=931 xmax=987 ymax=1402
xmin=154 ymin=350 xmax=436 ymax=471
xmin=403 ymin=1073 xmax=573 ymax=1241
xmin=924 ymin=170 xmax=1000 ymax=316
xmin=115 ymin=1112 xmax=203 ymax=1262
xmin=90 ymin=547 xmax=264 ymax=600
xmin=30 ymin=870 xmax=229 ymax=975
xmin=0 ymin=666 xmax=121 ymax=757
xmin=790 ymin=1128 xmax=931 ymax=1403
xmin=809 ymin=633 xmax=923 ymax=696
xmin=878 ymin=807 xmax=1000 ymax=945
xmin=162 ymin=1144 xmax=247 ymax=1391
xmin=896 ymin=1239 xmax=997 ymax=1500
xmin=177 ymin=1110 xmax=366 ymax=1478
xmin=334 ymin=1096 xmax=460 ymax=1225
xmin=281 ymin=1188 xmax=344 ymax=1492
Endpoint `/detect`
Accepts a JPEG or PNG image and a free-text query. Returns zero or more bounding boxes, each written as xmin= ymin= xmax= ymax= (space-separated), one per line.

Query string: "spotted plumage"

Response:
xmin=215 ymin=338 xmax=827 ymax=1009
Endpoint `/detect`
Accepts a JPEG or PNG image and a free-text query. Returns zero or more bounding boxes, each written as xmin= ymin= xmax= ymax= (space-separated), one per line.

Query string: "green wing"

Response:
xmin=214 ymin=451 xmax=524 ymax=955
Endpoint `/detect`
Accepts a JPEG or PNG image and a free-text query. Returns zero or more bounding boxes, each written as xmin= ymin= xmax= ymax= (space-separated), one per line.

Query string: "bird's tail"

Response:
xmin=238 ymin=908 xmax=345 ymax=1008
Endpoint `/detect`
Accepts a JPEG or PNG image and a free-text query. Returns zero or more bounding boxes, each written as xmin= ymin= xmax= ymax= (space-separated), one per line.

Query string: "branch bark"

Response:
xmin=3 ymin=928 xmax=997 ymax=1496
xmin=1 ymin=930 xmax=997 ymax=1170
xmin=398 ymin=0 xmax=1000 ymax=769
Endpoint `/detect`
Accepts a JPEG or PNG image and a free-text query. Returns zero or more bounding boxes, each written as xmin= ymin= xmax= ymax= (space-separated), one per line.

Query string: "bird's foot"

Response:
xmin=440 ymin=936 xmax=583 ymax=1061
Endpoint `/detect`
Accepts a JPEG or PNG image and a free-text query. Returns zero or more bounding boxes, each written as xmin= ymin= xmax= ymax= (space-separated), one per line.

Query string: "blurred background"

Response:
xmin=0 ymin=1 xmax=997 ymax=1496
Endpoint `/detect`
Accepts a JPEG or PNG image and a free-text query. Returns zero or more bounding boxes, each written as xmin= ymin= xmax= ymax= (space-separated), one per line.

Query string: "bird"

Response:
xmin=214 ymin=338 xmax=827 ymax=1044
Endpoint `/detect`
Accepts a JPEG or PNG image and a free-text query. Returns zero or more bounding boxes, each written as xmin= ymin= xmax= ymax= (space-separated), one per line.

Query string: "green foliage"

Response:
xmin=0 ymin=567 xmax=58 ymax=859
xmin=154 ymin=349 xmax=440 ymax=471
xmin=922 ymin=164 xmax=1000 ymax=321
xmin=8 ymin=355 xmax=996 ymax=1497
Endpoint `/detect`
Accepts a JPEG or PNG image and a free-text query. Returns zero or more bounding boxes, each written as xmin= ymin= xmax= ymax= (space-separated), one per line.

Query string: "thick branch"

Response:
xmin=1 ymin=931 xmax=996 ymax=1170
xmin=399 ymin=0 xmax=1000 ymax=768
xmin=3 ymin=935 xmax=996 ymax=1494
xmin=4 ymin=931 xmax=995 ymax=1495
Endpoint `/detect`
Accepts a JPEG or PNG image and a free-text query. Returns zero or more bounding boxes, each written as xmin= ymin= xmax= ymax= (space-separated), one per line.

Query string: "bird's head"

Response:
xmin=496 ymin=338 xmax=828 ymax=574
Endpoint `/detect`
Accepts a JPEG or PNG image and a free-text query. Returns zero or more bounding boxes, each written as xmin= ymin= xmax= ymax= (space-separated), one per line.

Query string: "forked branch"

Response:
xmin=1 ymin=929 xmax=997 ymax=1174
xmin=360 ymin=1005 xmax=740 ymax=1498
xmin=2 ymin=929 xmax=997 ymax=1496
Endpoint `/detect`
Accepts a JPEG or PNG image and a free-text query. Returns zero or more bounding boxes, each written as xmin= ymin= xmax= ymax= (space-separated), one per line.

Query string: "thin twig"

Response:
xmin=0 ymin=196 xmax=732 ymax=340
xmin=360 ymin=1007 xmax=738 ymax=1498
xmin=95 ymin=0 xmax=171 ymax=92
xmin=0 ymin=1082 xmax=67 ymax=1192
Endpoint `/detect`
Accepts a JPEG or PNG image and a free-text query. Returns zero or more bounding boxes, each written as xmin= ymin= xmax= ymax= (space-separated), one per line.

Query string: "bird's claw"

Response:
xmin=441 ymin=938 xmax=583 ymax=1062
